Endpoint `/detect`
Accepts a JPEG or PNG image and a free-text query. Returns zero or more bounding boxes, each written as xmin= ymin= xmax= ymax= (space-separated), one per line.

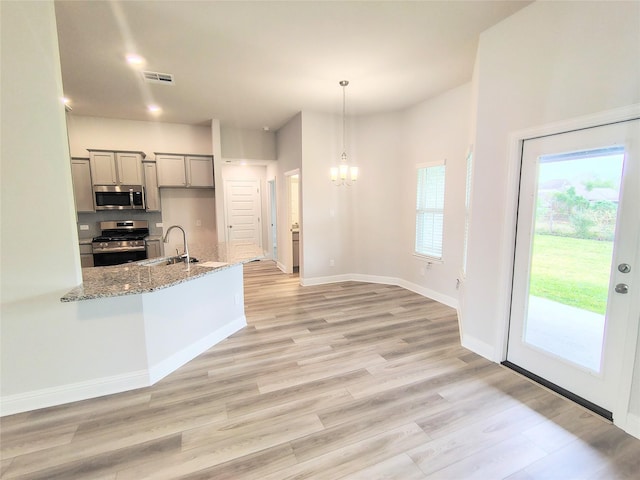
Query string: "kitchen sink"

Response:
xmin=141 ymin=256 xmax=193 ymax=267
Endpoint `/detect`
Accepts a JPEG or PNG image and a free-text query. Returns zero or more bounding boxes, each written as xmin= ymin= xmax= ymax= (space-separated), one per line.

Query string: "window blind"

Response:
xmin=415 ymin=163 xmax=446 ymax=259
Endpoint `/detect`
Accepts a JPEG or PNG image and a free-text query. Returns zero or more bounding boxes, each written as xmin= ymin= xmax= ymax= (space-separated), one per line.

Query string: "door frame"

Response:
xmin=283 ymin=168 xmax=300 ymax=275
xmin=268 ymin=177 xmax=278 ymax=262
xmin=498 ymin=104 xmax=640 ymax=432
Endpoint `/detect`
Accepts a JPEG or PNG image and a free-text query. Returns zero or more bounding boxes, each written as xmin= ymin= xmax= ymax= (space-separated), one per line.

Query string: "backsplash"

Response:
xmin=77 ymin=211 xmax=163 ymax=238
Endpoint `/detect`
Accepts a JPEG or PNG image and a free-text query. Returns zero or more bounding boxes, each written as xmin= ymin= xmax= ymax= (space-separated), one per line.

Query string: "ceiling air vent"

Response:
xmin=142 ymin=71 xmax=175 ymax=85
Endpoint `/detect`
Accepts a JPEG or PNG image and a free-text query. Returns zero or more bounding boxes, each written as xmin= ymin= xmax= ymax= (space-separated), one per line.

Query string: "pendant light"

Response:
xmin=331 ymin=80 xmax=358 ymax=186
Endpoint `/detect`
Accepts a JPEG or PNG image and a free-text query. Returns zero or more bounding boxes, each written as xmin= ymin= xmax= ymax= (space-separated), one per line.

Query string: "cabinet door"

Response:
xmin=89 ymin=151 xmax=117 ymax=185
xmin=186 ymin=155 xmax=214 ymax=187
xmin=156 ymin=155 xmax=187 ymax=187
xmin=143 ymin=162 xmax=161 ymax=211
xmin=146 ymin=240 xmax=163 ymax=259
xmin=116 ymin=152 xmax=143 ymax=185
xmin=71 ymin=158 xmax=94 ymax=212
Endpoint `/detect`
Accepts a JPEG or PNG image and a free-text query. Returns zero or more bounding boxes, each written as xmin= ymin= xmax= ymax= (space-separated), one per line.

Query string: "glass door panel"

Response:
xmin=524 ymin=147 xmax=625 ymax=372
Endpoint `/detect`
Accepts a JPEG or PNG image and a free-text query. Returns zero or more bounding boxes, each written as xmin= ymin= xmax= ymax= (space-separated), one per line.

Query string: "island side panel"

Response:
xmin=141 ymin=264 xmax=247 ymax=383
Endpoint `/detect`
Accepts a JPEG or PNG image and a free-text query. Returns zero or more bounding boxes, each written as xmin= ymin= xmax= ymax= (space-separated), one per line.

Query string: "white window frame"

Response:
xmin=414 ymin=160 xmax=446 ymax=261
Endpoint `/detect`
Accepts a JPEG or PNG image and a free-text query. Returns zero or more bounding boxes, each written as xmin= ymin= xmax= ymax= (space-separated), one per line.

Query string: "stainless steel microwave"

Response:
xmin=93 ymin=185 xmax=145 ymax=210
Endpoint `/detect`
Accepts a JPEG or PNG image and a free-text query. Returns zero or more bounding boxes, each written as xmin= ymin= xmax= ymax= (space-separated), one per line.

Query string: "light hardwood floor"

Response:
xmin=1 ymin=260 xmax=639 ymax=479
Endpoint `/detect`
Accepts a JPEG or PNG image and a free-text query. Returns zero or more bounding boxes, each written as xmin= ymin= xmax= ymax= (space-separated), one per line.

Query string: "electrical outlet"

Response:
xmin=329 ymin=259 xmax=335 ymax=267
xmin=156 ymin=223 xmax=163 ymax=228
xmin=79 ymin=224 xmax=89 ymax=231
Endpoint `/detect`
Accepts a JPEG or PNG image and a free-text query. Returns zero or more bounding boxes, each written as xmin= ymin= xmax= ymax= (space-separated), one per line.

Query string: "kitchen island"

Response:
xmin=54 ymin=245 xmax=260 ymax=404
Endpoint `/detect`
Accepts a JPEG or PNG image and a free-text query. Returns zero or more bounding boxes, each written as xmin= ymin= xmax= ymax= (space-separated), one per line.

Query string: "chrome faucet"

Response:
xmin=163 ymin=225 xmax=190 ymax=268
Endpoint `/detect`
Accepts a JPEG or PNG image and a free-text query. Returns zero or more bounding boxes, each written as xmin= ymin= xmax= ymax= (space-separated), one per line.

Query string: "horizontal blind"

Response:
xmin=415 ymin=163 xmax=445 ymax=258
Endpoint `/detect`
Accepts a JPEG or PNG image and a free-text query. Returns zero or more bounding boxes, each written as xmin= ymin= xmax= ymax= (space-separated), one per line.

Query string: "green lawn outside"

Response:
xmin=529 ymin=234 xmax=614 ymax=314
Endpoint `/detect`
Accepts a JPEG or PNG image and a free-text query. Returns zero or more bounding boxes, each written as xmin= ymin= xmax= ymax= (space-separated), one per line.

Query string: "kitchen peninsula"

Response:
xmin=60 ymin=245 xmax=257 ymax=392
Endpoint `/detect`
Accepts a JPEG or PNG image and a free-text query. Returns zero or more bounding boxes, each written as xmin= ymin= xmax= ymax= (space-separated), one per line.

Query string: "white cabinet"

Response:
xmin=70 ymin=158 xmax=94 ymax=212
xmin=156 ymin=153 xmax=214 ymax=188
xmin=143 ymin=161 xmax=161 ymax=211
xmin=88 ymin=150 xmax=144 ymax=185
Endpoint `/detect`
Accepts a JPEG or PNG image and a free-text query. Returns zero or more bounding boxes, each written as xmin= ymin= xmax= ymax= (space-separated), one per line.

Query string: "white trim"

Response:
xmin=148 ymin=316 xmax=246 ymax=384
xmin=301 ymin=273 xmax=458 ymax=309
xmin=1 ymin=370 xmax=149 ymax=417
xmin=460 ymin=333 xmax=497 ymax=361
xmin=622 ymin=413 xmax=640 ymax=440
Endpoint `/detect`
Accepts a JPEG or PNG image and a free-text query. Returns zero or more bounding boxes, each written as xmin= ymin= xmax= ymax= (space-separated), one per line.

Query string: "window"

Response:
xmin=462 ymin=149 xmax=473 ymax=274
xmin=415 ymin=162 xmax=446 ymax=259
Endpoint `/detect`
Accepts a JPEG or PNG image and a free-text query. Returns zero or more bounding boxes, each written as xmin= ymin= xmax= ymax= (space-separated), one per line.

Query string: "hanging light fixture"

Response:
xmin=331 ymin=80 xmax=358 ymax=186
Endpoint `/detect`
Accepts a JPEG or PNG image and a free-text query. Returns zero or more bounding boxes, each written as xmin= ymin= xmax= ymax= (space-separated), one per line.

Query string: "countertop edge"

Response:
xmin=61 ymin=257 xmax=261 ymax=303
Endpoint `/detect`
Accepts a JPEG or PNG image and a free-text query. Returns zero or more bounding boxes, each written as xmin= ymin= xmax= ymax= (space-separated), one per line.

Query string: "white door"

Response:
xmin=507 ymin=119 xmax=639 ymax=417
xmin=224 ymin=179 xmax=263 ymax=259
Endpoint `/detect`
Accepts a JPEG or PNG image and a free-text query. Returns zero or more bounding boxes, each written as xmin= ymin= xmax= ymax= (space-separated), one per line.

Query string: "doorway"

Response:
xmin=506 ymin=119 xmax=639 ymax=419
xmin=284 ymin=169 xmax=300 ymax=275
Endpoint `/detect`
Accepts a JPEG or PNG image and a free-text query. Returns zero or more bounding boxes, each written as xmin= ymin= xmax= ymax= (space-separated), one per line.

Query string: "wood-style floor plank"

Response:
xmin=1 ymin=260 xmax=639 ymax=479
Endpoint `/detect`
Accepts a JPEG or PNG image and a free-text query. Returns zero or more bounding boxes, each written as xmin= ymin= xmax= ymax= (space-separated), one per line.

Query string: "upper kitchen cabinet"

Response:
xmin=155 ymin=153 xmax=214 ymax=188
xmin=143 ymin=161 xmax=161 ymax=212
xmin=88 ymin=149 xmax=145 ymax=186
xmin=70 ymin=157 xmax=94 ymax=212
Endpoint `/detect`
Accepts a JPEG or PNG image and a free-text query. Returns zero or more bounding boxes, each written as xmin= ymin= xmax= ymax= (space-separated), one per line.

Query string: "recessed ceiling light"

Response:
xmin=147 ymin=105 xmax=162 ymax=114
xmin=126 ymin=54 xmax=145 ymax=66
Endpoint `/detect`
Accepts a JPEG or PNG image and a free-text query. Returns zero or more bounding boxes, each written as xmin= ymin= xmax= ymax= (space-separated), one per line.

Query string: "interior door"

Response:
xmin=506 ymin=119 xmax=639 ymax=417
xmin=224 ymin=179 xmax=263 ymax=259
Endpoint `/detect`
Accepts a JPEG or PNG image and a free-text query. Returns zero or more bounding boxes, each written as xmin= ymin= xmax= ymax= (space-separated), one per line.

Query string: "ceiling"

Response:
xmin=54 ymin=1 xmax=531 ymax=131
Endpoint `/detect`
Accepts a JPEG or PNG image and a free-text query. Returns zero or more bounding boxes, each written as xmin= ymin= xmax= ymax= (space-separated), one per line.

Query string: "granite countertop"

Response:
xmin=61 ymin=243 xmax=263 ymax=303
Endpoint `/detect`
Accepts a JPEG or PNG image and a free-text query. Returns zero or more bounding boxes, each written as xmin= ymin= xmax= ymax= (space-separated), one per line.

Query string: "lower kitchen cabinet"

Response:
xmin=146 ymin=239 xmax=163 ymax=259
xmin=79 ymin=242 xmax=94 ymax=268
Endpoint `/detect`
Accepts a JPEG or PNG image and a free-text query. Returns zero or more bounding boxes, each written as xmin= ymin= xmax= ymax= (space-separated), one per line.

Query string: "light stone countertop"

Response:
xmin=61 ymin=243 xmax=263 ymax=303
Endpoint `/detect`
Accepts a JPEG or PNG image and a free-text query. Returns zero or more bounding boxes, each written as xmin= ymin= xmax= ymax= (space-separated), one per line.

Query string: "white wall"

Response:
xmin=296 ymin=85 xmax=470 ymax=307
xmin=398 ymin=84 xmax=471 ymax=303
xmin=300 ymin=111 xmax=356 ymax=278
xmin=462 ymin=0 xmax=640 ymax=426
xmin=0 ymin=1 xmax=147 ymax=403
xmin=275 ymin=113 xmax=302 ymax=273
xmin=221 ymin=127 xmax=276 ymax=160
xmin=66 ymin=116 xmax=213 ymax=159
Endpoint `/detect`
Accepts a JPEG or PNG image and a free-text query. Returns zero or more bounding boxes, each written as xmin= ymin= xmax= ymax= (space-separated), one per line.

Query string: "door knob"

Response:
xmin=615 ymin=284 xmax=629 ymax=294
xmin=618 ymin=263 xmax=631 ymax=273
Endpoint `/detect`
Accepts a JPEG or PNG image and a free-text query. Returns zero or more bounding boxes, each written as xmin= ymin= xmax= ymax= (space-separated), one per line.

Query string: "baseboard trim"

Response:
xmin=623 ymin=413 xmax=640 ymax=439
xmin=460 ymin=333 xmax=496 ymax=361
xmin=148 ymin=316 xmax=247 ymax=384
xmin=0 ymin=370 xmax=149 ymax=417
xmin=301 ymin=273 xmax=458 ymax=309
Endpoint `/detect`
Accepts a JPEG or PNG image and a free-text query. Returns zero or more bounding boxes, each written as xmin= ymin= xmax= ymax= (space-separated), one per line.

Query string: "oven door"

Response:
xmin=93 ymin=250 xmax=147 ymax=267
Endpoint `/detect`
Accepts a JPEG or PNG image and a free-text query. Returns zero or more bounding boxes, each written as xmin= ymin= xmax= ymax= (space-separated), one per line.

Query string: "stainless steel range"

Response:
xmin=92 ymin=220 xmax=150 ymax=266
